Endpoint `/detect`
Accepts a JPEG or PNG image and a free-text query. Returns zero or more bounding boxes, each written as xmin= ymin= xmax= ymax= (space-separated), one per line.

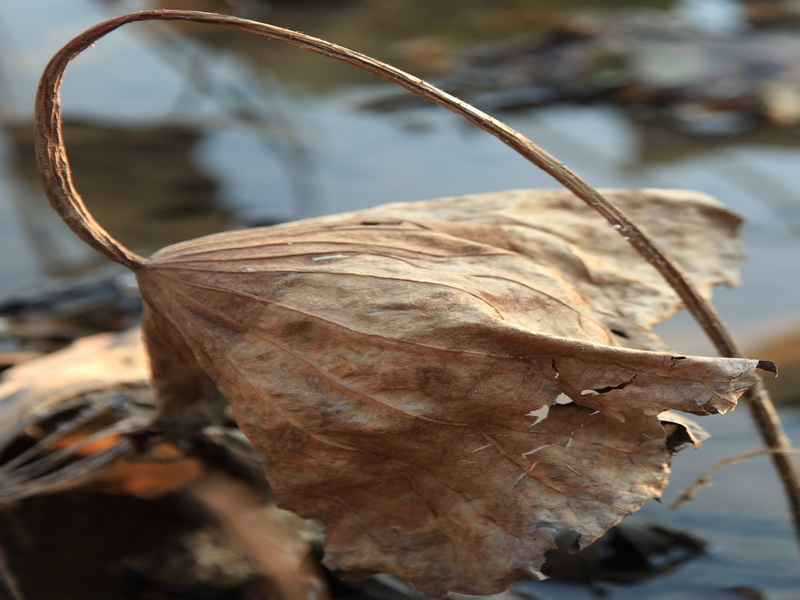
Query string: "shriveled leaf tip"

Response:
xmin=757 ymin=360 xmax=778 ymax=376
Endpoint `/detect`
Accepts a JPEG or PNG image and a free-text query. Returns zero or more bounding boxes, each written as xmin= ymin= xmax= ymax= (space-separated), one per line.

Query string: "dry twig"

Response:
xmin=0 ymin=543 xmax=26 ymax=600
xmin=671 ymin=448 xmax=800 ymax=510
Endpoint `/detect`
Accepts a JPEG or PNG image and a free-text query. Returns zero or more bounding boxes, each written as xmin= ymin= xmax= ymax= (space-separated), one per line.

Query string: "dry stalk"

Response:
xmin=33 ymin=10 xmax=800 ymax=546
xmin=671 ymin=448 xmax=800 ymax=510
xmin=0 ymin=544 xmax=26 ymax=600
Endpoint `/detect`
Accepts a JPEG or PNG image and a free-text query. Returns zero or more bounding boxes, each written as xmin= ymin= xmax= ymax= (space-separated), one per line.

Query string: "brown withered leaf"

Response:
xmin=0 ymin=329 xmax=149 ymax=437
xmin=307 ymin=187 xmax=745 ymax=350
xmin=134 ymin=189 xmax=766 ymax=597
xmin=0 ymin=329 xmax=155 ymax=503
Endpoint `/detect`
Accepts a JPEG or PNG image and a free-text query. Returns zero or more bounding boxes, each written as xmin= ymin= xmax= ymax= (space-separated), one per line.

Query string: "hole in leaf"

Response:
xmin=593 ymin=379 xmax=634 ymax=394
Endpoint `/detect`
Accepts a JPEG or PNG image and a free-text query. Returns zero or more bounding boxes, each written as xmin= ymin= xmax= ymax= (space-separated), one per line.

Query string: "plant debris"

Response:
xmin=24 ymin=10 xmax=782 ymax=598
xmin=135 ymin=189 xmax=766 ymax=597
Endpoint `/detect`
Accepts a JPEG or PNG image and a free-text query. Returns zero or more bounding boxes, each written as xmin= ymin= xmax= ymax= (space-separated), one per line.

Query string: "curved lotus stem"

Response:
xmin=31 ymin=10 xmax=739 ymax=348
xmin=34 ymin=9 xmax=800 ymax=540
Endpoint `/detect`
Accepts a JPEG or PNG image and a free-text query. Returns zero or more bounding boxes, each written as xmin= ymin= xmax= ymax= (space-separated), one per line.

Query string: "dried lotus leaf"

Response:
xmin=29 ymin=11 xmax=776 ymax=597
xmin=135 ymin=213 xmax=763 ymax=596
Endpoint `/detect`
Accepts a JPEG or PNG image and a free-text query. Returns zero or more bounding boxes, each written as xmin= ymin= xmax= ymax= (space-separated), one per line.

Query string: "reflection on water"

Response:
xmin=9 ymin=120 xmax=228 ymax=258
xmin=1 ymin=0 xmax=800 ymax=597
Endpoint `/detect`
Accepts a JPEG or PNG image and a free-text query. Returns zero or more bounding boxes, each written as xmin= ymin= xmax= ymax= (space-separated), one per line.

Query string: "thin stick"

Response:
xmin=0 ymin=543 xmax=26 ymax=600
xmin=33 ymin=9 xmax=800 ymax=543
xmin=671 ymin=448 xmax=800 ymax=510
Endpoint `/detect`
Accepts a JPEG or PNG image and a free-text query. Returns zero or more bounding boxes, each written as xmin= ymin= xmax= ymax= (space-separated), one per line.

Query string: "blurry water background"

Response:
xmin=1 ymin=0 xmax=800 ymax=598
